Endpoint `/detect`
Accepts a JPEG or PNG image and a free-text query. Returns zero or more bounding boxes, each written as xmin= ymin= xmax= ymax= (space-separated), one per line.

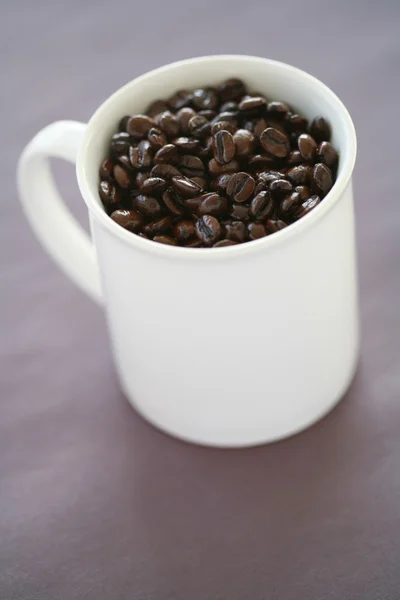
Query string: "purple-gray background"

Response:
xmin=2 ymin=1 xmax=400 ymax=598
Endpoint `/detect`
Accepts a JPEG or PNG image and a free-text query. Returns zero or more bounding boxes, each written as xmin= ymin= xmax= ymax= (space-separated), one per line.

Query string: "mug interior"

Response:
xmin=78 ymin=55 xmax=356 ymax=253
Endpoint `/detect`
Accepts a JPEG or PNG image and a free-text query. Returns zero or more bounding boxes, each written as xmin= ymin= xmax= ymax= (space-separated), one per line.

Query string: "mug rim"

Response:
xmin=77 ymin=54 xmax=357 ymax=259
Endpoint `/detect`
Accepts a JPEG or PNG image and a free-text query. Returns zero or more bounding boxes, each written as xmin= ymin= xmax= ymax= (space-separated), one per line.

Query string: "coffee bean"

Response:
xmin=267 ymin=101 xmax=290 ymax=118
xmin=195 ymin=215 xmax=221 ymax=245
xmin=198 ymin=193 xmax=229 ymax=217
xmin=185 ymin=239 xmax=203 ymax=248
xmin=151 ymin=163 xmax=181 ymax=179
xmin=154 ymin=144 xmax=179 ymax=165
xmin=99 ymin=180 xmax=120 ymax=208
xmin=144 ymin=216 xmax=174 ymax=237
xmin=157 ymin=111 xmax=180 ymax=137
xmin=249 ymin=191 xmax=274 ymax=220
xmin=211 ymin=111 xmax=238 ymax=125
xmin=116 ymin=154 xmax=132 ymax=171
xmin=153 ymin=235 xmax=178 ymax=246
xmin=230 ymin=203 xmax=250 ymax=221
xmin=213 ymin=173 xmax=232 ymax=193
xmin=313 ymin=163 xmax=333 ymax=196
xmin=279 ymin=193 xmax=301 ymax=218
xmin=167 ymin=90 xmax=193 ymax=111
xmin=295 ymin=195 xmax=321 ymax=218
xmin=99 ymin=158 xmax=114 ymax=179
xmin=110 ymin=132 xmax=133 ymax=155
xmin=140 ymin=177 xmax=167 ymax=195
xmin=213 ymin=239 xmax=237 ymax=247
xmin=192 ymin=88 xmax=218 ymax=110
xmin=192 ymin=176 xmax=208 ymax=189
xmin=110 ymin=209 xmax=142 ymax=232
xmin=135 ymin=194 xmax=163 ymax=219
xmin=242 ymin=119 xmax=255 ymax=132
xmin=147 ymin=99 xmax=169 ymax=117
xmin=172 ymin=175 xmax=203 ymax=197
xmin=179 ymin=155 xmax=205 ymax=177
xmin=265 ymin=118 xmax=287 ymax=134
xmin=212 ymin=130 xmax=235 ymax=164
xmin=129 ymin=140 xmax=153 ymax=169
xmin=135 ymin=172 xmax=150 ymax=188
xmin=286 ymin=165 xmax=313 ymax=185
xmin=248 ymin=154 xmax=276 ymax=169
xmin=253 ymin=118 xmax=268 ymax=139
xmin=298 ymin=133 xmax=318 ymax=161
xmin=188 ymin=115 xmax=211 ymax=139
xmin=269 ymin=178 xmax=293 ymax=197
xmin=211 ymin=121 xmax=237 ymax=135
xmin=185 ymin=195 xmax=203 ymax=211
xmin=247 ymin=222 xmax=267 ymax=240
xmin=198 ymin=110 xmax=217 ymax=121
xmin=118 ymin=116 xmax=130 ymax=133
xmin=176 ymin=107 xmax=197 ymax=134
xmin=173 ymin=136 xmax=201 ymax=153
xmin=127 ymin=115 xmax=155 ymax=138
xmin=227 ymin=172 xmax=255 ymax=203
xmin=287 ymin=150 xmax=303 ymax=165
xmin=309 ymin=116 xmax=330 ymax=142
xmin=294 ymin=186 xmax=311 ymax=202
xmin=208 ymin=158 xmax=240 ymax=175
xmin=113 ymin=164 xmax=132 ymax=189
xmin=238 ymin=96 xmax=267 ymax=114
xmin=233 ymin=129 xmax=255 ymax=157
xmin=198 ymin=136 xmax=213 ymax=158
xmin=147 ymin=127 xmax=167 ymax=150
xmin=266 ymin=219 xmax=288 ymax=233
xmin=260 ymin=127 xmax=290 ymax=158
xmin=173 ymin=220 xmax=195 ymax=242
xmin=217 ymin=78 xmax=247 ymax=102
xmin=317 ymin=141 xmax=338 ymax=167
xmin=224 ymin=220 xmax=246 ymax=243
xmin=258 ymin=171 xmax=285 ymax=186
xmin=162 ymin=187 xmax=186 ymax=215
xmin=287 ymin=113 xmax=308 ymax=132
xmin=220 ymin=101 xmax=238 ymax=113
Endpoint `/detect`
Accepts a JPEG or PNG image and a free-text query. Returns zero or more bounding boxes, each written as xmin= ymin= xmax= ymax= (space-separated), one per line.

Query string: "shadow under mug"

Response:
xmin=17 ymin=55 xmax=358 ymax=447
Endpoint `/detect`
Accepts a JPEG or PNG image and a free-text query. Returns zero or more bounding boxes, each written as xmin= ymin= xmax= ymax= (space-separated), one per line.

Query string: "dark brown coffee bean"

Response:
xmin=260 ymin=127 xmax=290 ymax=158
xmin=173 ymin=136 xmax=201 ymax=153
xmin=298 ymin=133 xmax=318 ymax=161
xmin=198 ymin=193 xmax=228 ymax=217
xmin=258 ymin=170 xmax=285 ymax=186
xmin=213 ymin=239 xmax=237 ymax=247
xmin=213 ymin=173 xmax=231 ymax=193
xmin=135 ymin=172 xmax=150 ymax=188
xmin=173 ymin=220 xmax=195 ymax=242
xmin=188 ymin=114 xmax=211 ymax=139
xmin=233 ymin=129 xmax=256 ymax=157
xmin=151 ymin=163 xmax=181 ymax=180
xmin=265 ymin=118 xmax=287 ymax=134
xmin=286 ymin=165 xmax=313 ymax=185
xmin=162 ymin=187 xmax=186 ymax=216
xmin=147 ymin=127 xmax=167 ymax=150
xmin=154 ymin=144 xmax=179 ymax=165
xmin=317 ymin=141 xmax=338 ymax=167
xmin=157 ymin=111 xmax=180 ymax=137
xmin=247 ymin=222 xmax=267 ymax=240
xmin=140 ymin=177 xmax=167 ymax=195
xmin=211 ymin=121 xmax=237 ymax=135
xmin=126 ymin=115 xmax=155 ymax=139
xmin=179 ymin=155 xmax=205 ymax=177
xmin=226 ymin=172 xmax=255 ymax=203
xmin=198 ymin=136 xmax=213 ymax=158
xmin=211 ymin=111 xmax=238 ymax=125
xmin=252 ymin=118 xmax=267 ymax=139
xmin=99 ymin=180 xmax=120 ymax=208
xmin=269 ymin=178 xmax=293 ymax=197
xmin=266 ymin=219 xmax=288 ymax=233
xmin=309 ymin=116 xmax=330 ymax=142
xmin=295 ymin=195 xmax=321 ymax=218
xmin=110 ymin=209 xmax=142 ymax=232
xmin=287 ymin=113 xmax=308 ymax=132
xmin=135 ymin=194 xmax=163 ymax=219
xmin=99 ymin=158 xmax=114 ymax=179
xmin=167 ymin=90 xmax=193 ymax=111
xmin=172 ymin=175 xmax=203 ymax=197
xmin=153 ymin=235 xmax=178 ymax=246
xmin=192 ymin=176 xmax=208 ymax=189
xmin=238 ymin=96 xmax=267 ymax=113
xmin=129 ymin=140 xmax=153 ymax=169
xmin=224 ymin=221 xmax=246 ymax=243
xmin=217 ymin=78 xmax=247 ymax=102
xmin=287 ymin=150 xmax=303 ymax=165
xmin=192 ymin=88 xmax=218 ymax=110
xmin=144 ymin=216 xmax=174 ymax=236
xmin=147 ymin=99 xmax=169 ymax=117
xmin=248 ymin=154 xmax=277 ymax=169
xmin=195 ymin=215 xmax=221 ymax=245
xmin=242 ymin=119 xmax=255 ymax=132
xmin=138 ymin=232 xmax=149 ymax=239
xmin=279 ymin=193 xmax=301 ymax=218
xmin=212 ymin=130 xmax=235 ymax=164
xmin=176 ymin=107 xmax=197 ymax=134
xmin=294 ymin=186 xmax=311 ymax=202
xmin=313 ymin=163 xmax=333 ymax=196
xmin=208 ymin=158 xmax=240 ymax=175
xmin=118 ymin=116 xmax=130 ymax=133
xmin=185 ymin=196 xmax=203 ymax=211
xmin=198 ymin=111 xmax=217 ymax=122
xmin=110 ymin=132 xmax=133 ymax=155
xmin=117 ymin=154 xmax=133 ymax=171
xmin=267 ymin=101 xmax=290 ymax=118
xmin=113 ymin=164 xmax=132 ymax=189
xmin=230 ymin=203 xmax=250 ymax=221
xmin=220 ymin=101 xmax=238 ymax=113
xmin=249 ymin=190 xmax=274 ymax=220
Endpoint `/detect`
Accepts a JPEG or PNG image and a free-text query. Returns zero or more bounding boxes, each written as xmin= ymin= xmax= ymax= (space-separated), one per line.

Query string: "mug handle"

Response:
xmin=17 ymin=121 xmax=103 ymax=305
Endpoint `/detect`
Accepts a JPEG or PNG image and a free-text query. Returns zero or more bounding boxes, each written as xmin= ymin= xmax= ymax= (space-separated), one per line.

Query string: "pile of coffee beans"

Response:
xmin=98 ymin=78 xmax=338 ymax=247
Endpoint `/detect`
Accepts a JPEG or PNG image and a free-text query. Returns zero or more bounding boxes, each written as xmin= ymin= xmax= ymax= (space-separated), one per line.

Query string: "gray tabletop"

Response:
xmin=2 ymin=1 xmax=400 ymax=598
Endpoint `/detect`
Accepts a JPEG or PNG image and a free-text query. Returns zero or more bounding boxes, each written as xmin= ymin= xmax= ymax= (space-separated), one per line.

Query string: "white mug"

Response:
xmin=17 ymin=55 xmax=358 ymax=447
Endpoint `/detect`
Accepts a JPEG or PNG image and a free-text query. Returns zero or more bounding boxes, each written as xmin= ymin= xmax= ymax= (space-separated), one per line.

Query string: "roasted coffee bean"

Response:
xmin=153 ymin=235 xmax=178 ymax=246
xmin=113 ymin=164 xmax=132 ymax=189
xmin=110 ymin=209 xmax=142 ymax=232
xmin=176 ymin=107 xmax=197 ymax=134
xmin=173 ymin=136 xmax=201 ymax=153
xmin=188 ymin=114 xmax=211 ymax=138
xmin=154 ymin=144 xmax=179 ymax=165
xmin=266 ymin=219 xmax=288 ymax=233
xmin=230 ymin=203 xmax=250 ymax=221
xmin=295 ymin=195 xmax=321 ymax=217
xmin=287 ymin=149 xmax=303 ymax=165
xmin=147 ymin=127 xmax=167 ymax=150
xmin=162 ymin=187 xmax=186 ymax=215
xmin=179 ymin=155 xmax=205 ymax=177
xmin=135 ymin=194 xmax=163 ymax=219
xmin=172 ymin=175 xmax=203 ymax=197
xmin=213 ymin=239 xmax=237 ymax=247
xmin=198 ymin=109 xmax=217 ymax=121
xmin=198 ymin=136 xmax=213 ymax=158
xmin=260 ymin=127 xmax=290 ymax=158
xmin=151 ymin=163 xmax=181 ymax=179
xmin=286 ymin=164 xmax=313 ymax=185
xmin=213 ymin=173 xmax=232 ymax=193
xmin=99 ymin=158 xmax=114 ymax=179
xmin=309 ymin=116 xmax=330 ymax=142
xmin=167 ymin=90 xmax=193 ymax=111
xmin=127 ymin=115 xmax=155 ymax=138
xmin=247 ymin=222 xmax=267 ymax=240
xmin=313 ymin=163 xmax=333 ymax=196
xmin=192 ymin=176 xmax=208 ymax=189
xmin=198 ymin=193 xmax=229 ymax=216
xmin=192 ymin=87 xmax=219 ymax=110
xmin=238 ymin=96 xmax=267 ymax=114
xmin=144 ymin=216 xmax=174 ymax=236
xmin=195 ymin=215 xmax=221 ymax=245
xmin=116 ymin=154 xmax=132 ymax=170
xmin=146 ymin=99 xmax=169 ymax=117
xmin=157 ymin=111 xmax=180 ymax=137
xmin=249 ymin=191 xmax=274 ymax=220
xmin=258 ymin=171 xmax=285 ymax=185
xmin=253 ymin=118 xmax=268 ymax=138
xmin=212 ymin=130 xmax=235 ymax=164
xmin=233 ymin=129 xmax=256 ymax=157
xmin=267 ymin=101 xmax=290 ymax=118
xmin=211 ymin=111 xmax=238 ymax=125
xmin=298 ymin=133 xmax=318 ymax=161
xmin=317 ymin=141 xmax=338 ymax=167
xmin=185 ymin=239 xmax=203 ymax=248
xmin=138 ymin=232 xmax=149 ymax=239
xmin=265 ymin=118 xmax=287 ymax=134
xmin=211 ymin=121 xmax=237 ymax=135
xmin=208 ymin=158 xmax=240 ymax=175
xmin=279 ymin=193 xmax=301 ymax=218
xmin=220 ymin=101 xmax=238 ymax=113
xmin=130 ymin=140 xmax=153 ymax=169
xmin=185 ymin=196 xmax=203 ymax=211
xmin=99 ymin=180 xmax=120 ymax=208
xmin=269 ymin=178 xmax=293 ymax=197
xmin=135 ymin=172 xmax=150 ymax=188
xmin=227 ymin=172 xmax=255 ymax=203
xmin=173 ymin=220 xmax=195 ymax=242
xmin=224 ymin=221 xmax=246 ymax=243
xmin=242 ymin=119 xmax=255 ymax=132
xmin=287 ymin=113 xmax=308 ymax=132
xmin=248 ymin=154 xmax=276 ymax=169
xmin=110 ymin=132 xmax=133 ymax=155
xmin=217 ymin=78 xmax=247 ymax=102
xmin=294 ymin=186 xmax=311 ymax=202
xmin=118 ymin=116 xmax=130 ymax=132
xmin=140 ymin=177 xmax=167 ymax=195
